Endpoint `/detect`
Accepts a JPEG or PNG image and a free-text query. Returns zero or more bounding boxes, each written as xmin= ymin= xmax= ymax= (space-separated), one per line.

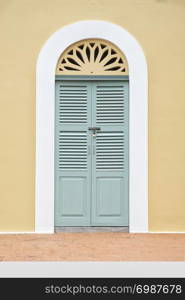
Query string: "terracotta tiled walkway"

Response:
xmin=0 ymin=233 xmax=184 ymax=261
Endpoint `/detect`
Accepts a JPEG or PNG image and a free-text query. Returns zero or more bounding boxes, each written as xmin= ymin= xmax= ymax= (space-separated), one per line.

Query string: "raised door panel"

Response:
xmin=96 ymin=177 xmax=123 ymax=216
xmin=57 ymin=177 xmax=88 ymax=224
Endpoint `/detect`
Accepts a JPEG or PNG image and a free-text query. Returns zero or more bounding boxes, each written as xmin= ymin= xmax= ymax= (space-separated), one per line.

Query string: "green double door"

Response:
xmin=55 ymin=80 xmax=129 ymax=226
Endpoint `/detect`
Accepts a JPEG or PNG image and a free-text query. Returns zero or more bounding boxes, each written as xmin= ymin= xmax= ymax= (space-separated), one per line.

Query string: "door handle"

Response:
xmin=88 ymin=127 xmax=101 ymax=131
xmin=88 ymin=127 xmax=101 ymax=136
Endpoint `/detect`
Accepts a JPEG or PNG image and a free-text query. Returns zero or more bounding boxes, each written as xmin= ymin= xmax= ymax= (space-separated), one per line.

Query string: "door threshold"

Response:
xmin=55 ymin=226 xmax=129 ymax=233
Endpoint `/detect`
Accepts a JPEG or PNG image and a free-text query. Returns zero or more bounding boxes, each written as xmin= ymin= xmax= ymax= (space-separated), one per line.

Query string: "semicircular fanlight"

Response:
xmin=56 ymin=39 xmax=128 ymax=75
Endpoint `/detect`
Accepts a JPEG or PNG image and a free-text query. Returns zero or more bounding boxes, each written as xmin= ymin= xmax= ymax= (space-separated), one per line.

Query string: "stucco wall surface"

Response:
xmin=0 ymin=0 xmax=185 ymax=232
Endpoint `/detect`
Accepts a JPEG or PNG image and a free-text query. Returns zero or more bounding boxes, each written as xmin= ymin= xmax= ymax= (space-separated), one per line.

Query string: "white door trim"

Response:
xmin=35 ymin=20 xmax=148 ymax=233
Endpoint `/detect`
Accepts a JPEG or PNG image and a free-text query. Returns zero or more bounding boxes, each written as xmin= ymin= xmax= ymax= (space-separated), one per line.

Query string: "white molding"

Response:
xmin=35 ymin=20 xmax=148 ymax=233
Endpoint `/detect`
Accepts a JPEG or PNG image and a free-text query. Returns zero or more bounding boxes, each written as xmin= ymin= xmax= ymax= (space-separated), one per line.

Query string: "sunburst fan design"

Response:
xmin=56 ymin=39 xmax=128 ymax=75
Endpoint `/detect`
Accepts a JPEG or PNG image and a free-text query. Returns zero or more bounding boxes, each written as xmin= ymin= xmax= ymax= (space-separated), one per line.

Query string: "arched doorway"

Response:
xmin=35 ymin=21 xmax=148 ymax=233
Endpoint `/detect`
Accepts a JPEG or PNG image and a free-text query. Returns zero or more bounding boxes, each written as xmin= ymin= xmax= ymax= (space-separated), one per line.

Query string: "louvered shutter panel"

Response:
xmin=55 ymin=81 xmax=91 ymax=226
xmin=91 ymin=81 xmax=129 ymax=226
xmin=96 ymin=132 xmax=124 ymax=170
xmin=58 ymin=132 xmax=87 ymax=170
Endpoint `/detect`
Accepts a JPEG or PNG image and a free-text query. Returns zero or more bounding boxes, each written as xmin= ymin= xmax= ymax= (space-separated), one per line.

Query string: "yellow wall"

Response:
xmin=0 ymin=0 xmax=185 ymax=232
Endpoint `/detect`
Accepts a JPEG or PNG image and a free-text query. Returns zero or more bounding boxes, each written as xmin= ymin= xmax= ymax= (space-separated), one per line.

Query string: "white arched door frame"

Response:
xmin=36 ymin=20 xmax=148 ymax=233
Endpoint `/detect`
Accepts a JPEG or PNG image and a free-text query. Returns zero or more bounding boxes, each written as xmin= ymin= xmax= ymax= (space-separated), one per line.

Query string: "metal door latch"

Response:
xmin=88 ymin=127 xmax=101 ymax=136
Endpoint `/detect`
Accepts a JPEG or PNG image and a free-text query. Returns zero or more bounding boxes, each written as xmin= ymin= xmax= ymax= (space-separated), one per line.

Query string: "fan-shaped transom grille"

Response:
xmin=56 ymin=39 xmax=128 ymax=75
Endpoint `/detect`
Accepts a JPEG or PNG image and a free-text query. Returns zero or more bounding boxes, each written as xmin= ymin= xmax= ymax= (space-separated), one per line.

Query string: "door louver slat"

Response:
xmin=96 ymin=132 xmax=124 ymax=170
xmin=58 ymin=85 xmax=88 ymax=124
xmin=58 ymin=132 xmax=87 ymax=170
xmin=96 ymin=85 xmax=125 ymax=124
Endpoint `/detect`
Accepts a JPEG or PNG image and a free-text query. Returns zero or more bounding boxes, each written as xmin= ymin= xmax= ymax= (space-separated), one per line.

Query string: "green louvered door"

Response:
xmin=55 ymin=80 xmax=128 ymax=227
